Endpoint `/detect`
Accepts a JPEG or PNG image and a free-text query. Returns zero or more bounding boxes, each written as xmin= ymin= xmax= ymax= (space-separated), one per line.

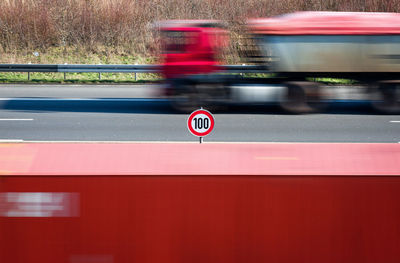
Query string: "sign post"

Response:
xmin=187 ymin=108 xmax=215 ymax=143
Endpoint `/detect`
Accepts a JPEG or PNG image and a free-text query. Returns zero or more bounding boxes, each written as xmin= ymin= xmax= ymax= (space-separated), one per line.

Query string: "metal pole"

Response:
xmin=99 ymin=72 xmax=101 ymax=80
xmin=200 ymin=107 xmax=204 ymax=144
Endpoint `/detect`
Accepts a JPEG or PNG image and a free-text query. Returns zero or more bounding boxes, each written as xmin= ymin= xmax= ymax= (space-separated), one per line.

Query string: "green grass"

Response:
xmin=0 ymin=72 xmax=162 ymax=84
xmin=310 ymin=78 xmax=357 ymax=85
xmin=0 ymin=73 xmax=356 ymax=85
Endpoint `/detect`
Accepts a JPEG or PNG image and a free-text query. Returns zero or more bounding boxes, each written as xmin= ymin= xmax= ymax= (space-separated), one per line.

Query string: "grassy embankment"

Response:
xmin=0 ymin=0 xmax=399 ymax=83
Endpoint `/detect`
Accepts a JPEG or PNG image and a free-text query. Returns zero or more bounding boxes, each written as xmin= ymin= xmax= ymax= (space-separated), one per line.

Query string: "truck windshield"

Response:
xmin=162 ymin=30 xmax=199 ymax=54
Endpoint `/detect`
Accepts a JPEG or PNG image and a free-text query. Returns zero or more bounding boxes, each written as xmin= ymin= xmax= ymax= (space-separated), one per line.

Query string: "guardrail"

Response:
xmin=0 ymin=64 xmax=267 ymax=80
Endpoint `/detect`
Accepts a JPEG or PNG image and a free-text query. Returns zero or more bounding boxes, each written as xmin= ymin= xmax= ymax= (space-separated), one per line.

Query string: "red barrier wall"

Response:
xmin=1 ymin=176 xmax=400 ymax=263
xmin=1 ymin=143 xmax=400 ymax=263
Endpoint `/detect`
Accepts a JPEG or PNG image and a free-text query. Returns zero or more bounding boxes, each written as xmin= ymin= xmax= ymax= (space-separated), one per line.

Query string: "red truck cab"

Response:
xmin=159 ymin=21 xmax=227 ymax=79
xmin=157 ymin=21 xmax=229 ymax=112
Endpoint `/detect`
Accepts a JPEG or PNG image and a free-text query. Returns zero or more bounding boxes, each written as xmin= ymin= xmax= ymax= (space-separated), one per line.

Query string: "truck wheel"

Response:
xmin=169 ymin=85 xmax=200 ymax=113
xmin=169 ymin=82 xmax=225 ymax=113
xmin=371 ymin=82 xmax=400 ymax=114
xmin=280 ymin=82 xmax=324 ymax=114
xmin=195 ymin=83 xmax=227 ymax=112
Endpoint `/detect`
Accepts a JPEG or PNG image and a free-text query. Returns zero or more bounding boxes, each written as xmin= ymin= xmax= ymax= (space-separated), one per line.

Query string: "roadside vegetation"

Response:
xmin=0 ymin=0 xmax=399 ymax=83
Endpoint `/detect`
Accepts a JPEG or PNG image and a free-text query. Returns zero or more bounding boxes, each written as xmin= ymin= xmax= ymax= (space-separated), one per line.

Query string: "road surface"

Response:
xmin=0 ymin=84 xmax=399 ymax=142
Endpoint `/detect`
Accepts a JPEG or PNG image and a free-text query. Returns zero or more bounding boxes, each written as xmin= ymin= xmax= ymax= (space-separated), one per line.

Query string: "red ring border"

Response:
xmin=187 ymin=109 xmax=215 ymax=137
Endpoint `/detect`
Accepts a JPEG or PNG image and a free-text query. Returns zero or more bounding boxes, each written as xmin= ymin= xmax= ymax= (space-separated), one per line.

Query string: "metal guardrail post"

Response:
xmin=64 ymin=63 xmax=67 ymax=80
xmin=134 ymin=63 xmax=138 ymax=81
xmin=28 ymin=62 xmax=31 ymax=80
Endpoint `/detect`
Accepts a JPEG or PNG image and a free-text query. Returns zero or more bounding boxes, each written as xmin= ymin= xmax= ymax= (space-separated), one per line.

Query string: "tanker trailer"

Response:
xmin=248 ymin=11 xmax=400 ymax=113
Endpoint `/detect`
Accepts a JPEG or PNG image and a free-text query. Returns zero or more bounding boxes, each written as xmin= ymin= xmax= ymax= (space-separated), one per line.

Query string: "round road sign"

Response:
xmin=187 ymin=109 xmax=215 ymax=137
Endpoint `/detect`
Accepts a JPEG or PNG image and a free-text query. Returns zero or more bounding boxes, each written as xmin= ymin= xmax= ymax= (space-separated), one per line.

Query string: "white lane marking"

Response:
xmin=0 ymin=98 xmax=165 ymax=102
xmin=0 ymin=139 xmax=24 ymax=142
xmin=390 ymin=121 xmax=400 ymax=123
xmin=0 ymin=119 xmax=33 ymax=121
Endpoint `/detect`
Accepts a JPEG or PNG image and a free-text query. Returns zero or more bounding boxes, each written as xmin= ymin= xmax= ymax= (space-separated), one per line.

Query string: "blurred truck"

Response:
xmin=159 ymin=12 xmax=400 ymax=113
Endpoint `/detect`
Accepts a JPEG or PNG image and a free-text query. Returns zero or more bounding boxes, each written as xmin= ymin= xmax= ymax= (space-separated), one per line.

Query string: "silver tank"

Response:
xmin=259 ymin=35 xmax=400 ymax=73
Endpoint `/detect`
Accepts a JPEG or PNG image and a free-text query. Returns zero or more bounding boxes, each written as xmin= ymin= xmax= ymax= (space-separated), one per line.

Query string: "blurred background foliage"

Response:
xmin=0 ymin=0 xmax=399 ymax=64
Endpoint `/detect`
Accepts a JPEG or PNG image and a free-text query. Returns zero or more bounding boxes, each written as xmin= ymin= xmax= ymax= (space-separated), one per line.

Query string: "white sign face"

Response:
xmin=187 ymin=109 xmax=215 ymax=137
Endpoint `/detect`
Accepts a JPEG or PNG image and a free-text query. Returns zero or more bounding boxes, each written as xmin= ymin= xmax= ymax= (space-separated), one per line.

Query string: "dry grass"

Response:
xmin=1 ymin=0 xmax=400 ymax=64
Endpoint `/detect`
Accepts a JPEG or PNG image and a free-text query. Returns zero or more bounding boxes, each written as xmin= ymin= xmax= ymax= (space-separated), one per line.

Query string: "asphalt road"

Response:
xmin=0 ymin=84 xmax=399 ymax=142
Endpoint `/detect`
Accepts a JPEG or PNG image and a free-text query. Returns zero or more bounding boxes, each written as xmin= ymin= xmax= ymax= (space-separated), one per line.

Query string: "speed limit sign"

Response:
xmin=187 ymin=109 xmax=215 ymax=137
